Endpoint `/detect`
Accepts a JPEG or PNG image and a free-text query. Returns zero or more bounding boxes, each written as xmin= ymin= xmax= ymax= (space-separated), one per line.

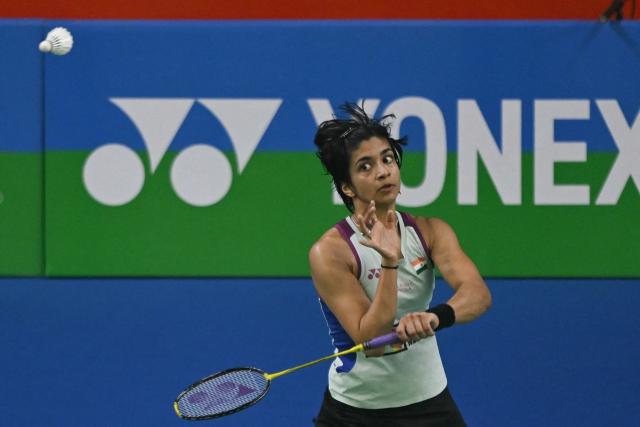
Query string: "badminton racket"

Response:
xmin=173 ymin=331 xmax=400 ymax=420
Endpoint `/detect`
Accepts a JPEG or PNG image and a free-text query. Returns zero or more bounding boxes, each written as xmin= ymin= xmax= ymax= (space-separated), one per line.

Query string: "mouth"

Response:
xmin=378 ymin=184 xmax=396 ymax=192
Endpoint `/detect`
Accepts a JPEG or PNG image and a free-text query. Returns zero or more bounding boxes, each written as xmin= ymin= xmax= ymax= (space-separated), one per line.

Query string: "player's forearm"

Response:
xmin=358 ymin=267 xmax=398 ymax=340
xmin=447 ymin=280 xmax=492 ymax=323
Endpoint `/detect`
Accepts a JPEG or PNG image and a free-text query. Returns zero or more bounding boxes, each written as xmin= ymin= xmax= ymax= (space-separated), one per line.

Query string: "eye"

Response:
xmin=383 ymin=154 xmax=395 ymax=164
xmin=359 ymin=163 xmax=371 ymax=171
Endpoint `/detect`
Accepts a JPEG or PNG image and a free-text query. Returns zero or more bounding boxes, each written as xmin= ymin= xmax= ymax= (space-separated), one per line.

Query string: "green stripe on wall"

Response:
xmin=43 ymin=150 xmax=640 ymax=277
xmin=0 ymin=153 xmax=43 ymax=275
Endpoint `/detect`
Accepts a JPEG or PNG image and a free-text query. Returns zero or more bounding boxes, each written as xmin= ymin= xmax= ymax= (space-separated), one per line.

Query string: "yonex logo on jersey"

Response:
xmin=82 ymin=98 xmax=282 ymax=207
xmin=367 ymin=268 xmax=381 ymax=280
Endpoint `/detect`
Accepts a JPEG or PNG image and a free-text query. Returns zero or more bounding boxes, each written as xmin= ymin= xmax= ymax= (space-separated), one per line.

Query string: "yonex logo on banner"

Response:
xmin=82 ymin=98 xmax=281 ymax=206
xmin=310 ymin=97 xmax=640 ymax=207
xmin=83 ymin=97 xmax=640 ymax=207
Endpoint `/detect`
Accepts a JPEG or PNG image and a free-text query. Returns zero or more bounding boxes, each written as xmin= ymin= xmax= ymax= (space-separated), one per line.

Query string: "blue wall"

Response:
xmin=1 ymin=278 xmax=638 ymax=426
xmin=2 ymin=19 xmax=639 ymax=427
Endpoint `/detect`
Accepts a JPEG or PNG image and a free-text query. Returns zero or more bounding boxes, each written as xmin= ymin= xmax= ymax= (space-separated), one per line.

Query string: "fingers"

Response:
xmin=357 ymin=203 xmax=398 ymax=233
xmin=428 ymin=313 xmax=439 ymax=331
xmin=396 ymin=313 xmax=436 ymax=343
xmin=355 ymin=214 xmax=372 ymax=239
xmin=357 ymin=238 xmax=392 ymax=260
xmin=356 ymin=201 xmax=377 ymax=238
xmin=355 ymin=203 xmax=400 ymax=260
xmin=364 ymin=201 xmax=377 ymax=228
xmin=386 ymin=209 xmax=396 ymax=227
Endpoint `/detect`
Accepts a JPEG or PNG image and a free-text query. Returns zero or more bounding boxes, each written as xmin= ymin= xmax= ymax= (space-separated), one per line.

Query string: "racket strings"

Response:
xmin=176 ymin=369 xmax=269 ymax=419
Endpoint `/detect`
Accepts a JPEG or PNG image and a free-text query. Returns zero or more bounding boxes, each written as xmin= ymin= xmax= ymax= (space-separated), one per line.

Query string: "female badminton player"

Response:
xmin=309 ymin=103 xmax=492 ymax=427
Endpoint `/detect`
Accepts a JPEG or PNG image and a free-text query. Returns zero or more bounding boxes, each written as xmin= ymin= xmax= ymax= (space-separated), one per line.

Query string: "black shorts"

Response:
xmin=313 ymin=387 xmax=467 ymax=427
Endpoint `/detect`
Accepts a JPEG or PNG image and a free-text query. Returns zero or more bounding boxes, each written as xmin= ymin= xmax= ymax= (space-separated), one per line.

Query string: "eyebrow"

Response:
xmin=354 ymin=148 xmax=394 ymax=165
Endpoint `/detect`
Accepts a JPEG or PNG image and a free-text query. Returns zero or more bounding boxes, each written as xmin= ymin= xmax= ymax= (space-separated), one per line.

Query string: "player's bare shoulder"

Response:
xmin=410 ymin=215 xmax=451 ymax=249
xmin=309 ymin=227 xmax=357 ymax=276
xmin=309 ymin=228 xmax=353 ymax=264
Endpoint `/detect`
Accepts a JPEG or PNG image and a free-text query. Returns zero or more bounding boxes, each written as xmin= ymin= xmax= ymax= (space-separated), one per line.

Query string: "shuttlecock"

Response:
xmin=39 ymin=27 xmax=74 ymax=55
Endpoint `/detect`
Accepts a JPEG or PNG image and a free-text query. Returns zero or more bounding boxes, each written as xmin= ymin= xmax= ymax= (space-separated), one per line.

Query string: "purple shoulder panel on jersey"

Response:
xmin=399 ymin=212 xmax=433 ymax=260
xmin=335 ymin=219 xmax=362 ymax=279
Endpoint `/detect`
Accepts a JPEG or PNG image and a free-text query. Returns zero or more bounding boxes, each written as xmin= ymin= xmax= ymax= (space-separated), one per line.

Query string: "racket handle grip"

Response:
xmin=363 ymin=332 xmax=400 ymax=350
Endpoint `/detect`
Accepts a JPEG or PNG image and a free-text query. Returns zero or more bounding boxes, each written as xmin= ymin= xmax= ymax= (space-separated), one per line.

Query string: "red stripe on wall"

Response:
xmin=2 ymin=0 xmax=636 ymax=20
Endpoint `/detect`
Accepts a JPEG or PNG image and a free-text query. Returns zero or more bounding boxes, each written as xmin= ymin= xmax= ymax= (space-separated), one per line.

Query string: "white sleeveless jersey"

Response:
xmin=319 ymin=211 xmax=447 ymax=409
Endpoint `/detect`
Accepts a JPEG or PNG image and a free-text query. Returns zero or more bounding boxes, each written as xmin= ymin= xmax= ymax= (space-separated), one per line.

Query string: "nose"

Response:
xmin=375 ymin=161 xmax=391 ymax=179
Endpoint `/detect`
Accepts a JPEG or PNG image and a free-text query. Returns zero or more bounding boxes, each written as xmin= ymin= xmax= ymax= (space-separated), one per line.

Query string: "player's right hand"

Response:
xmin=395 ymin=312 xmax=439 ymax=343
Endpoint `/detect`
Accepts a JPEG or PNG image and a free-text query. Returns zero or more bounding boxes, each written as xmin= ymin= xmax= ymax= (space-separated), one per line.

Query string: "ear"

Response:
xmin=341 ymin=182 xmax=355 ymax=198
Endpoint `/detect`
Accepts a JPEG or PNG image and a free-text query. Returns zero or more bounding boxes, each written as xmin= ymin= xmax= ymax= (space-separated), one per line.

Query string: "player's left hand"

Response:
xmin=395 ymin=312 xmax=439 ymax=342
xmin=356 ymin=201 xmax=401 ymax=263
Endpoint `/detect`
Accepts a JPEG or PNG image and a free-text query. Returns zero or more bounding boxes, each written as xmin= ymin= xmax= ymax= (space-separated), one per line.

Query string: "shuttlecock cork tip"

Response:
xmin=39 ymin=40 xmax=52 ymax=53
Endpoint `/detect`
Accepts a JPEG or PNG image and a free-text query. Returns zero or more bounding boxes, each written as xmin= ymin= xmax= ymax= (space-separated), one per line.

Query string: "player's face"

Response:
xmin=341 ymin=136 xmax=401 ymax=211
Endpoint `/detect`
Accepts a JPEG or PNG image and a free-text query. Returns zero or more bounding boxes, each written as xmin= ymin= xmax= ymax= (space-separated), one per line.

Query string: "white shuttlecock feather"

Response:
xmin=39 ymin=27 xmax=74 ymax=55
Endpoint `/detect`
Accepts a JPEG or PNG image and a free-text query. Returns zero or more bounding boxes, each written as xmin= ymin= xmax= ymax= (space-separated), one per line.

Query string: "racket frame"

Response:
xmin=173 ymin=332 xmax=400 ymax=420
xmin=173 ymin=366 xmax=271 ymax=421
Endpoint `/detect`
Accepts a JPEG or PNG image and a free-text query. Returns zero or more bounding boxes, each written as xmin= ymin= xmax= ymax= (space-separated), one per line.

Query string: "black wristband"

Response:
xmin=426 ymin=303 xmax=456 ymax=331
xmin=380 ymin=264 xmax=399 ymax=269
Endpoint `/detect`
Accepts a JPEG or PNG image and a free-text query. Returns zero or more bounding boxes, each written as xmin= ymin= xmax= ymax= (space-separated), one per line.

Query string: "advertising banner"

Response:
xmin=44 ymin=21 xmax=640 ymax=276
xmin=0 ymin=21 xmax=43 ymax=275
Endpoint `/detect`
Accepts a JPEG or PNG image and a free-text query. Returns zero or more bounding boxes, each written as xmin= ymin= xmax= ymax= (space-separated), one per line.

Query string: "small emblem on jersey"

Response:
xmin=398 ymin=280 xmax=416 ymax=293
xmin=367 ymin=268 xmax=381 ymax=280
xmin=383 ymin=341 xmax=408 ymax=356
xmin=411 ymin=257 xmax=428 ymax=274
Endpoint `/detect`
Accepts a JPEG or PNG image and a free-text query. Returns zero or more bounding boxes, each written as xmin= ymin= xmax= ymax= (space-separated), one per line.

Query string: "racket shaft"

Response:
xmin=265 ymin=344 xmax=364 ymax=380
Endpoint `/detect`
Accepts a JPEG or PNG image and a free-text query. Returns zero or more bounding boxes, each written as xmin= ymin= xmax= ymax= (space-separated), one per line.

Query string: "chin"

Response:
xmin=376 ymin=193 xmax=399 ymax=206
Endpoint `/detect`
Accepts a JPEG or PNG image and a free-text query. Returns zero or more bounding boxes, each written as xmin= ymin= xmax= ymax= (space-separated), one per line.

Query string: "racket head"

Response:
xmin=174 ymin=367 xmax=271 ymax=421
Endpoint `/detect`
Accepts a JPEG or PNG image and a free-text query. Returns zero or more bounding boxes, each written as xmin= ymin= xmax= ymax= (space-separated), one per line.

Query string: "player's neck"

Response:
xmin=351 ymin=201 xmax=396 ymax=222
